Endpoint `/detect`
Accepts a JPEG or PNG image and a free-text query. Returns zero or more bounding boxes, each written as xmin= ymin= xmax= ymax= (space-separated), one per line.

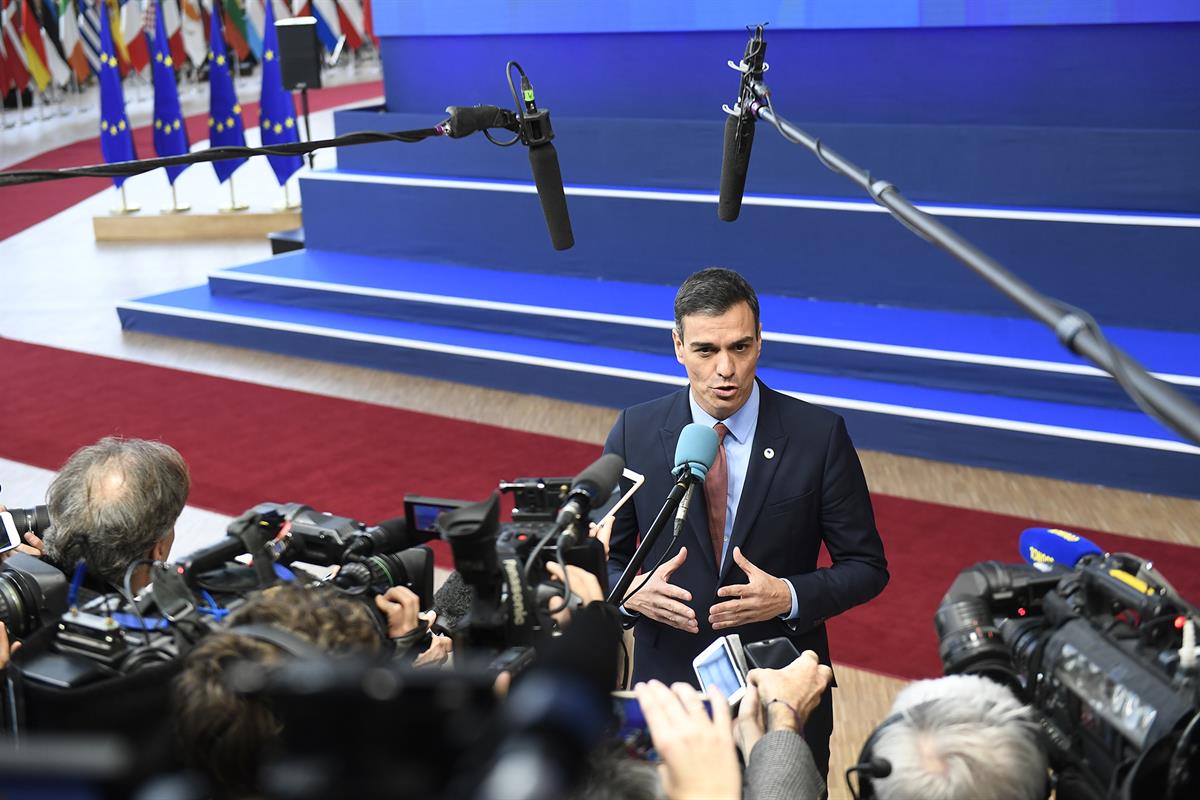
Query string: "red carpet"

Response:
xmin=3 ymin=337 xmax=1198 ymax=680
xmin=0 ymin=80 xmax=383 ymax=242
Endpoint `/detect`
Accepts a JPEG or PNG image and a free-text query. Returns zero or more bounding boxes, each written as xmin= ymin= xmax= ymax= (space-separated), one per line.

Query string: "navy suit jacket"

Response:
xmin=604 ymin=380 xmax=888 ymax=686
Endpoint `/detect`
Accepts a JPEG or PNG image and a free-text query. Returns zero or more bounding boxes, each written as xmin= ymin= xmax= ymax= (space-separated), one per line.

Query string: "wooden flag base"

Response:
xmin=93 ymin=211 xmax=302 ymax=241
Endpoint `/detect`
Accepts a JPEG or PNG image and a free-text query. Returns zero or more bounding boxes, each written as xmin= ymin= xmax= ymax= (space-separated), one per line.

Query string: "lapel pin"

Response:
xmin=764 ymin=447 xmax=775 ymax=459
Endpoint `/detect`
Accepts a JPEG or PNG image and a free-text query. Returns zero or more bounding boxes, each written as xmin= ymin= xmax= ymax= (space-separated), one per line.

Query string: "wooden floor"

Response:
xmin=4 ymin=97 xmax=1199 ymax=799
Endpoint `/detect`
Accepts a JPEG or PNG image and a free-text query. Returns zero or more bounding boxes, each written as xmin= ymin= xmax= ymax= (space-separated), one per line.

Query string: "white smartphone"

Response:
xmin=692 ymin=637 xmax=747 ymax=705
xmin=0 ymin=511 xmax=23 ymax=555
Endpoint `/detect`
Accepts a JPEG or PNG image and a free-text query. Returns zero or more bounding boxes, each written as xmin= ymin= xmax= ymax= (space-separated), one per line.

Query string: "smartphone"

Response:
xmin=692 ymin=637 xmax=747 ymax=705
xmin=612 ymin=690 xmax=715 ymax=762
xmin=0 ymin=511 xmax=23 ymax=555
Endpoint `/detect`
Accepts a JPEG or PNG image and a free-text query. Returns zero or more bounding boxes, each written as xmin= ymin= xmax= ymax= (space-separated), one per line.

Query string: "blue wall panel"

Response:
xmin=375 ymin=1 xmax=1200 ymax=36
xmin=378 ymin=24 xmax=1200 ymax=128
xmin=300 ymin=176 xmax=1200 ymax=332
xmin=336 ymin=109 xmax=1200 ymax=213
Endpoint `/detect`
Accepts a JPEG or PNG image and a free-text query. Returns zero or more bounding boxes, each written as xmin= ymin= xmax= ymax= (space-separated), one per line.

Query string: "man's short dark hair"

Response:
xmin=673 ymin=267 xmax=761 ymax=335
xmin=43 ymin=436 xmax=189 ymax=586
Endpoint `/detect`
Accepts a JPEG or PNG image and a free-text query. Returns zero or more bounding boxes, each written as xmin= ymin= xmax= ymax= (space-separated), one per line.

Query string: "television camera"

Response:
xmin=935 ymin=530 xmax=1199 ymax=800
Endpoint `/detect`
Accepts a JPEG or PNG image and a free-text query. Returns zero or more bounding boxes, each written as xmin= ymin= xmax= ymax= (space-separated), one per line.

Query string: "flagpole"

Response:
xmin=219 ymin=175 xmax=249 ymax=213
xmin=111 ymin=183 xmax=140 ymax=214
xmin=162 ymin=179 xmax=191 ymax=213
xmin=17 ymin=85 xmax=30 ymax=125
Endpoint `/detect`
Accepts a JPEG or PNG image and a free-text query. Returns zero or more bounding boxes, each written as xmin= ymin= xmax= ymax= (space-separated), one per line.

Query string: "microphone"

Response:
xmin=1019 ymin=527 xmax=1103 ymax=569
xmin=555 ymin=453 xmax=626 ymax=542
xmin=672 ymin=423 xmax=721 ymax=481
xmin=674 ymin=483 xmax=696 ymax=537
xmin=606 ymin=424 xmax=720 ymax=605
xmin=515 ymin=71 xmax=574 ymax=250
xmin=437 ymin=104 xmax=519 ymax=138
xmin=718 ymin=25 xmax=767 ymax=222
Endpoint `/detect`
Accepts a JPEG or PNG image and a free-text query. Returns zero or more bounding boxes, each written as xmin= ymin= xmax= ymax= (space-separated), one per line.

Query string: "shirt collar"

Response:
xmin=688 ymin=381 xmax=760 ymax=444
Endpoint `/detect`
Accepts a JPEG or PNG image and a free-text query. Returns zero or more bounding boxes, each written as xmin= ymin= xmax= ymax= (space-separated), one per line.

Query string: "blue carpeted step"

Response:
xmin=208 ymin=249 xmax=1200 ymax=412
xmin=296 ymin=169 xmax=1200 ymax=333
xmin=117 ymin=286 xmax=1200 ymax=499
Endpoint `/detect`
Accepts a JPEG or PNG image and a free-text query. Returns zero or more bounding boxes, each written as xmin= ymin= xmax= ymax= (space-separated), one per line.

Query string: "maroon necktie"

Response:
xmin=705 ymin=423 xmax=730 ymax=569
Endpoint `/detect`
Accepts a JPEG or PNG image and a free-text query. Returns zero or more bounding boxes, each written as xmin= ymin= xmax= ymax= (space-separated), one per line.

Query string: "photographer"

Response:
xmin=175 ymin=581 xmax=443 ymax=796
xmin=862 ymin=674 xmax=1047 ymax=800
xmin=39 ymin=437 xmax=189 ymax=595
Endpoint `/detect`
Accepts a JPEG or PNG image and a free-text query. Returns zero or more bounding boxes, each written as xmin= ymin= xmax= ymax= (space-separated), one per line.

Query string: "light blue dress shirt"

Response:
xmin=690 ymin=383 xmax=800 ymax=620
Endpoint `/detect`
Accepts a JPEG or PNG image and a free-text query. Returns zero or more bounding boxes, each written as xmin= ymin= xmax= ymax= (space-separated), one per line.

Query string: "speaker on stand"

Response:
xmin=275 ymin=17 xmax=323 ymax=169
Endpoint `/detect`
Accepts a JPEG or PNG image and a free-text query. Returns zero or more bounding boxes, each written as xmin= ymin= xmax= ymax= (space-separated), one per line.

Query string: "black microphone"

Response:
xmin=438 ymin=104 xmax=519 ymax=139
xmin=515 ymin=71 xmax=575 ymax=250
xmin=718 ymin=25 xmax=767 ymax=222
xmin=555 ymin=453 xmax=625 ymax=543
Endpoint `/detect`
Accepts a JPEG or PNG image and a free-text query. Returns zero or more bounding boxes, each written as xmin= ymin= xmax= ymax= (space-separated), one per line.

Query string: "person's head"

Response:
xmin=173 ymin=584 xmax=381 ymax=796
xmin=43 ymin=436 xmax=189 ymax=590
xmin=672 ymin=268 xmax=763 ymax=420
xmin=866 ymin=675 xmax=1048 ymax=800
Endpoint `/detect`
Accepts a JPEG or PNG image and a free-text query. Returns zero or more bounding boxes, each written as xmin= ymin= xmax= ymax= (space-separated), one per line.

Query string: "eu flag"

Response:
xmin=150 ymin=0 xmax=189 ymax=185
xmin=258 ymin=0 xmax=301 ymax=186
xmin=207 ymin=1 xmax=246 ymax=184
xmin=98 ymin=0 xmax=136 ymax=189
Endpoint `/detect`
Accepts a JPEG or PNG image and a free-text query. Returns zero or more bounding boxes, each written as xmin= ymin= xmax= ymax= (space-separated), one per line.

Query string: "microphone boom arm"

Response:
xmin=739 ymin=75 xmax=1200 ymax=447
xmin=605 ymin=474 xmax=694 ymax=606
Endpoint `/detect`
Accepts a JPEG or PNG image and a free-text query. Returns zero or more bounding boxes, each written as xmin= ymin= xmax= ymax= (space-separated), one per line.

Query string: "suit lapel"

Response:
xmin=658 ymin=390 xmax=718 ymax=573
xmin=721 ymin=383 xmax=788 ymax=582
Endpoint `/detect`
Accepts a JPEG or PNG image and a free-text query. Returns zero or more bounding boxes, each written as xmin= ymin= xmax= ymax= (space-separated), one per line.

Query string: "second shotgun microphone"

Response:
xmin=516 ymin=71 xmax=575 ymax=250
xmin=556 ymin=452 xmax=625 ymax=545
xmin=718 ymin=25 xmax=767 ymax=222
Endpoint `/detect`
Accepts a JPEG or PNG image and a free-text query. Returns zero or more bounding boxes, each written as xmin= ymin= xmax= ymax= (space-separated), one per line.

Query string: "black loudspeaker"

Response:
xmin=276 ymin=17 xmax=323 ymax=91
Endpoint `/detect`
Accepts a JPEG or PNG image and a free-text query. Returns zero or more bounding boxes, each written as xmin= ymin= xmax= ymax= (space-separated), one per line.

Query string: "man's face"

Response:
xmin=673 ymin=301 xmax=762 ymax=420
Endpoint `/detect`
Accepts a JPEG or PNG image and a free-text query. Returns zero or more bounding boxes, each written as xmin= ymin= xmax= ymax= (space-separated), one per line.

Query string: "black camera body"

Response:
xmin=432 ymin=479 xmax=608 ymax=664
xmin=936 ymin=554 xmax=1199 ymax=800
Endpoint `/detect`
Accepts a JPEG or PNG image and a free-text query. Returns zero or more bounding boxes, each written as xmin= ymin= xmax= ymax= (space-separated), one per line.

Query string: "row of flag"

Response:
xmin=102 ymin=0 xmax=302 ymax=191
xmin=1 ymin=0 xmax=377 ymax=95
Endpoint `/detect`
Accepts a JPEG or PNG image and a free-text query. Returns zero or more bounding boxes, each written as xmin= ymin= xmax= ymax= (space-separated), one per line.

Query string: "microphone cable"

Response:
xmin=0 ymin=127 xmax=443 ymax=188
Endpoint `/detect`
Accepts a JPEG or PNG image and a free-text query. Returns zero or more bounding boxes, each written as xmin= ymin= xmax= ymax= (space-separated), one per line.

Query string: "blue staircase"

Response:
xmin=119 ymin=23 xmax=1200 ymax=498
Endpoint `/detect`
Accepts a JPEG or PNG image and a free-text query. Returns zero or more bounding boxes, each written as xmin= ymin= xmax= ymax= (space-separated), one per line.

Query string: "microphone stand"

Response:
xmin=733 ymin=72 xmax=1200 ymax=447
xmin=605 ymin=475 xmax=695 ymax=606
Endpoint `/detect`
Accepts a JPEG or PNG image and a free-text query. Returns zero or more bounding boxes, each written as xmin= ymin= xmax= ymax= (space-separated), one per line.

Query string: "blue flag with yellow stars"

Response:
xmin=207 ymin=2 xmax=247 ymax=184
xmin=98 ymin=0 xmax=136 ymax=189
xmin=150 ymin=0 xmax=190 ymax=185
xmin=258 ymin=0 xmax=302 ymax=186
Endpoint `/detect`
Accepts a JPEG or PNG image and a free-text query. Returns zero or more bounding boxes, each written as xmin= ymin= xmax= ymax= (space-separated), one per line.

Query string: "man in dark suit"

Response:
xmin=604 ymin=268 xmax=889 ymax=779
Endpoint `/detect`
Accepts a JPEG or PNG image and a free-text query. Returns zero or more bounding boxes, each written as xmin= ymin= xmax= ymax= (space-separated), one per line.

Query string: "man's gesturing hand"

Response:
xmin=709 ymin=547 xmax=792 ymax=630
xmin=623 ymin=546 xmax=698 ymax=634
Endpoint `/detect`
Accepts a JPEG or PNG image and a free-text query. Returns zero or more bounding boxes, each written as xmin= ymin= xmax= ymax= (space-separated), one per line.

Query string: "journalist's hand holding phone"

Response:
xmin=634 ymin=680 xmax=741 ymax=800
xmin=622 ymin=546 xmax=698 ymax=634
xmin=746 ymin=649 xmax=833 ymax=727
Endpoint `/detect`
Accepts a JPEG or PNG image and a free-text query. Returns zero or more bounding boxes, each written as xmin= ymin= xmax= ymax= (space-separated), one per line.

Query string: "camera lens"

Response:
xmin=0 ymin=569 xmax=40 ymax=638
xmin=935 ymin=597 xmax=1020 ymax=691
xmin=5 ymin=505 xmax=50 ymax=537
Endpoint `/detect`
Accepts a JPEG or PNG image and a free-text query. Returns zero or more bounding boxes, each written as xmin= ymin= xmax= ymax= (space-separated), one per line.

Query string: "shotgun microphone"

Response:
xmin=718 ymin=25 xmax=767 ymax=222
xmin=515 ymin=70 xmax=575 ymax=250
